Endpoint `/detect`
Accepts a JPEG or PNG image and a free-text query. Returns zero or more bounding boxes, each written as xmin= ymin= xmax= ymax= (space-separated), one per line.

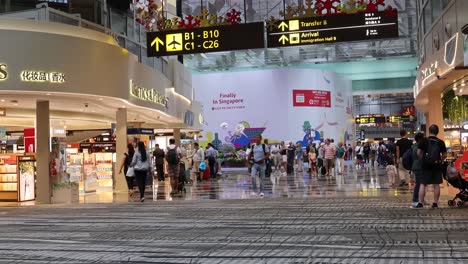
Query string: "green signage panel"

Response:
xmin=147 ymin=22 xmax=265 ymax=57
xmin=267 ymin=12 xmax=398 ymax=48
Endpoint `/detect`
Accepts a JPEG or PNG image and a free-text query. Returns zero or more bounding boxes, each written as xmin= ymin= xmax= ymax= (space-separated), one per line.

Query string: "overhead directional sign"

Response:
xmin=267 ymin=11 xmax=398 ymax=48
xmin=147 ymin=22 xmax=265 ymax=57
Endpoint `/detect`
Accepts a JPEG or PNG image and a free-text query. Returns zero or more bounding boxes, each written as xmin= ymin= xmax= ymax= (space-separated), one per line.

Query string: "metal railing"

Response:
xmin=0 ymin=4 xmax=169 ymax=78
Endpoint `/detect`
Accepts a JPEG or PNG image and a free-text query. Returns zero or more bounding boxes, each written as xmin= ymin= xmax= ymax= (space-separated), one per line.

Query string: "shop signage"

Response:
xmin=21 ymin=70 xmax=65 ymax=83
xmin=420 ymin=61 xmax=438 ymax=82
xmin=0 ymin=63 xmax=7 ymax=81
xmin=127 ymin=128 xmax=154 ymax=135
xmin=292 ymin=90 xmax=331 ymax=108
xmin=129 ymin=80 xmax=168 ymax=108
xmin=267 ymin=12 xmax=398 ymax=48
xmin=147 ymin=22 xmax=265 ymax=57
xmin=0 ymin=108 xmax=5 ymax=116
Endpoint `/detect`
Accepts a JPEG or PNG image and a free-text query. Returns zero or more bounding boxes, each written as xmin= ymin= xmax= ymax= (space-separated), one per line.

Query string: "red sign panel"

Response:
xmin=293 ymin=90 xmax=331 ymax=108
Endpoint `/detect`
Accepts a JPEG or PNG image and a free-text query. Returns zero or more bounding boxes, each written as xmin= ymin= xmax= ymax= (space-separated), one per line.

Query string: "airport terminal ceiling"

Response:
xmin=176 ymin=0 xmax=418 ymax=71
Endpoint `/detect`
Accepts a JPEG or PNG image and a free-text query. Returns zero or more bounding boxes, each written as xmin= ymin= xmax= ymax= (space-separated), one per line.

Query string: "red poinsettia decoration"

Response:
xmin=178 ymin=15 xmax=201 ymax=29
xmin=384 ymin=5 xmax=397 ymax=16
xmin=226 ymin=9 xmax=242 ymax=25
xmin=361 ymin=0 xmax=385 ymax=12
xmin=316 ymin=0 xmax=342 ymax=15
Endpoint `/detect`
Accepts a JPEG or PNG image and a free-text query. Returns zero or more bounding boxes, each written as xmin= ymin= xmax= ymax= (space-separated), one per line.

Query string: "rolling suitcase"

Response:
xmin=203 ymin=166 xmax=210 ymax=180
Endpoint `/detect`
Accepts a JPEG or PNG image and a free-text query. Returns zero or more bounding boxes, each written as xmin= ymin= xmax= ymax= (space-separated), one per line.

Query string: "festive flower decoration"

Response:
xmin=226 ymin=9 xmax=242 ymax=25
xmin=131 ymin=0 xmax=165 ymax=31
xmin=315 ymin=0 xmax=342 ymax=15
xmin=178 ymin=15 xmax=201 ymax=29
xmin=362 ymin=0 xmax=385 ymax=12
xmin=384 ymin=5 xmax=398 ymax=17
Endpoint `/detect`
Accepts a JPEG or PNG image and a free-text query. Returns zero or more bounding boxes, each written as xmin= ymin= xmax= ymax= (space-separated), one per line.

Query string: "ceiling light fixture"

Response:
xmin=99 ymin=98 xmax=103 ymax=101
xmin=462 ymin=82 xmax=466 ymax=87
xmin=0 ymin=99 xmax=4 ymax=102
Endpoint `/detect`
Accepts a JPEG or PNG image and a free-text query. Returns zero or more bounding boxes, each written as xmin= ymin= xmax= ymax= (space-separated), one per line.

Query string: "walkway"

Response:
xmin=1 ymin=165 xmax=467 ymax=263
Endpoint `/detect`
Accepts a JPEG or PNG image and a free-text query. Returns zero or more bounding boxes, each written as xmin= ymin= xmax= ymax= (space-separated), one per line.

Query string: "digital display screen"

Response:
xmin=147 ymin=22 xmax=265 ymax=57
xmin=267 ymin=11 xmax=398 ymax=48
xmin=355 ymin=116 xmax=386 ymax=124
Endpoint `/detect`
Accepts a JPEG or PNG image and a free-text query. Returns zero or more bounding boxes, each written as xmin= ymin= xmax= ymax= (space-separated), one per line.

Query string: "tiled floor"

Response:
xmin=1 ymin=164 xmax=468 ymax=263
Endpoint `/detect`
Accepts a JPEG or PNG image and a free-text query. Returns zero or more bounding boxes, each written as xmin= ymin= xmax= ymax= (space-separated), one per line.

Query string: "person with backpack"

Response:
xmin=414 ymin=125 xmax=447 ymax=209
xmin=166 ymin=138 xmax=183 ymax=196
xmin=129 ymin=141 xmax=152 ymax=202
xmin=153 ymin=144 xmax=165 ymax=182
xmin=410 ymin=132 xmax=425 ymax=208
xmin=363 ymin=142 xmax=370 ymax=164
xmin=119 ymin=143 xmax=135 ymax=195
xmin=396 ymin=130 xmax=413 ymax=187
xmin=205 ymin=143 xmax=218 ymax=180
xmin=190 ymin=142 xmax=204 ymax=182
xmin=248 ymin=134 xmax=270 ymax=197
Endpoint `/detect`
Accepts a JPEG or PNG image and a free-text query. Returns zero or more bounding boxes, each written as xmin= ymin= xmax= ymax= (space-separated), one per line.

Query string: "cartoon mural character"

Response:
xmin=302 ymin=121 xmax=321 ymax=147
xmin=227 ymin=123 xmax=250 ymax=148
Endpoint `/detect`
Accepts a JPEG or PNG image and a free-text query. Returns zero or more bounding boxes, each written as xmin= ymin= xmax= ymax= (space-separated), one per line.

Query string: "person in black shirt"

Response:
xmin=414 ymin=125 xmax=447 ymax=209
xmin=153 ymin=144 xmax=165 ymax=181
xmin=396 ymin=130 xmax=413 ymax=186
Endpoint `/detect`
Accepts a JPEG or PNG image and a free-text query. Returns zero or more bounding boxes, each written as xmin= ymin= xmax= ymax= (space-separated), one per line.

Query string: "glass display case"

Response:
xmin=0 ymin=154 xmax=18 ymax=201
xmin=83 ymin=152 xmax=98 ymax=193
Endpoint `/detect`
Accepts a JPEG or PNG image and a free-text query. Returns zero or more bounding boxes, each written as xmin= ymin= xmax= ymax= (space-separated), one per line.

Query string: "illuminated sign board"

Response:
xmin=387 ymin=115 xmax=417 ymax=123
xmin=129 ymin=80 xmax=168 ymax=108
xmin=0 ymin=64 xmax=7 ymax=81
xmin=355 ymin=115 xmax=386 ymax=124
xmin=267 ymin=12 xmax=398 ymax=48
xmin=147 ymin=22 xmax=265 ymax=57
xmin=21 ymin=70 xmax=65 ymax=83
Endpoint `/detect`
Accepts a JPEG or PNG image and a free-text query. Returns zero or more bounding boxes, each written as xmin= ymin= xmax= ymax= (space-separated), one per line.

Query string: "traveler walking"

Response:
xmin=336 ymin=142 xmax=346 ymax=174
xmin=270 ymin=143 xmax=281 ymax=171
xmin=414 ymin=125 xmax=447 ymax=209
xmin=191 ymin=142 xmax=204 ymax=182
xmin=363 ymin=142 xmax=370 ymax=164
xmin=280 ymin=141 xmax=288 ymax=172
xmin=347 ymin=144 xmax=353 ymax=160
xmin=264 ymin=139 xmax=272 ymax=177
xmin=166 ymin=138 xmax=183 ymax=196
xmin=206 ymin=143 xmax=218 ymax=180
xmin=355 ymin=142 xmax=364 ymax=169
xmin=323 ymin=139 xmax=336 ymax=176
xmin=287 ymin=142 xmax=295 ymax=174
xmin=396 ymin=130 xmax=413 ymax=186
xmin=248 ymin=135 xmax=270 ymax=197
xmin=129 ymin=141 xmax=152 ymax=202
xmin=377 ymin=142 xmax=387 ymax=167
xmin=308 ymin=145 xmax=317 ymax=176
xmin=410 ymin=132 xmax=425 ymax=208
xmin=369 ymin=143 xmax=377 ymax=167
xmin=386 ymin=158 xmax=398 ymax=186
xmin=153 ymin=144 xmax=165 ymax=181
xmin=295 ymin=142 xmax=304 ymax=172
xmin=119 ymin=143 xmax=135 ymax=195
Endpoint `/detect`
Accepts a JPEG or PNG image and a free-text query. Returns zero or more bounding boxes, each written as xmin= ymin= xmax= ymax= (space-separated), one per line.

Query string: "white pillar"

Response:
xmin=36 ymin=100 xmax=51 ymax=203
xmin=114 ymin=108 xmax=128 ymax=192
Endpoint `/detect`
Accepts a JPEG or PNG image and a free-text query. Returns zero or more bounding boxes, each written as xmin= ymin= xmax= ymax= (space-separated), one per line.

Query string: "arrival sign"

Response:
xmin=267 ymin=12 xmax=398 ymax=48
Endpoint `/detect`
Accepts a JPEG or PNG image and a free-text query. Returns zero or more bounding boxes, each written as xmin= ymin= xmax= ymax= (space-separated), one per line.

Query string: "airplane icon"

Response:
xmin=168 ymin=35 xmax=181 ymax=49
xmin=166 ymin=33 xmax=183 ymax=51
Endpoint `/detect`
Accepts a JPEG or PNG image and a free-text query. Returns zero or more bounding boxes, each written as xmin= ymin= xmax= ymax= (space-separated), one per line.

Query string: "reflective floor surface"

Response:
xmin=1 ymin=164 xmax=468 ymax=263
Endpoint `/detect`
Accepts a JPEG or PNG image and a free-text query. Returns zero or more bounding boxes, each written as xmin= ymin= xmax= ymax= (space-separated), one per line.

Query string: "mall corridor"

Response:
xmin=1 ymin=167 xmax=468 ymax=263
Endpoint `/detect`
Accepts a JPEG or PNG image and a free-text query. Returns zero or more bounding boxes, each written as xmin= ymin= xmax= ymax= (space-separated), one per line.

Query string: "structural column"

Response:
xmin=114 ymin=108 xmax=128 ymax=193
xmin=425 ymin=89 xmax=444 ymax=139
xmin=173 ymin=128 xmax=181 ymax=146
xmin=36 ymin=100 xmax=51 ymax=203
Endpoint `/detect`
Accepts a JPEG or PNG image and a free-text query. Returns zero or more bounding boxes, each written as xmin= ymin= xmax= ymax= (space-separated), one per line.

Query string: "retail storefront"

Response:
xmin=0 ymin=18 xmax=201 ymax=202
xmin=414 ymin=0 xmax=468 ymax=135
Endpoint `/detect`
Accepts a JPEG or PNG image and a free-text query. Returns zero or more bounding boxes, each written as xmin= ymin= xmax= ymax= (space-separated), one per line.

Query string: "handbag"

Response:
xmin=126 ymin=167 xmax=135 ymax=177
xmin=199 ymin=161 xmax=206 ymax=171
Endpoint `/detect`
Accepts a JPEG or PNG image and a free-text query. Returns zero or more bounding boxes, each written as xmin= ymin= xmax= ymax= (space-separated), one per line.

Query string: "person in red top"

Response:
xmin=323 ymin=139 xmax=336 ymax=176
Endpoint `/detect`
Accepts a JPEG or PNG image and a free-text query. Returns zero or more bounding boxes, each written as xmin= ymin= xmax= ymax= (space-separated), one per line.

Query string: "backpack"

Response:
xmin=423 ymin=138 xmax=441 ymax=168
xmin=251 ymin=144 xmax=267 ymax=156
xmin=401 ymin=148 xmax=413 ymax=170
xmin=166 ymin=147 xmax=179 ymax=165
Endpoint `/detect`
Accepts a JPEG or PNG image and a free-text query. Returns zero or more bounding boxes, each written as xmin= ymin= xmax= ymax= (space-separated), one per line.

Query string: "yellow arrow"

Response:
xmin=279 ymin=35 xmax=289 ymax=45
xmin=151 ymin=37 xmax=164 ymax=52
xmin=278 ymin=21 xmax=288 ymax=31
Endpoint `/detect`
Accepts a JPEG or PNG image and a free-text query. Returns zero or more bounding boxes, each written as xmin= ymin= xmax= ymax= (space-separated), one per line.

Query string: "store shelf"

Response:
xmin=0 ymin=181 xmax=17 ymax=183
xmin=0 ymin=172 xmax=17 ymax=174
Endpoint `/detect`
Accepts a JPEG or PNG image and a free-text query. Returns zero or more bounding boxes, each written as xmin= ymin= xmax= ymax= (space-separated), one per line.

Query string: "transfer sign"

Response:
xmin=267 ymin=11 xmax=398 ymax=48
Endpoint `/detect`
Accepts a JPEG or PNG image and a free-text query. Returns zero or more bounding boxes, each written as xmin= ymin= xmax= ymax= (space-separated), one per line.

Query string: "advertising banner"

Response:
xmin=292 ymin=90 xmax=331 ymax=108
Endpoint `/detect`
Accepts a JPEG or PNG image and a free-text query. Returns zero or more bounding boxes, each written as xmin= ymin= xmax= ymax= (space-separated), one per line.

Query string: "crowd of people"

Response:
xmin=117 ymin=124 xmax=448 ymax=207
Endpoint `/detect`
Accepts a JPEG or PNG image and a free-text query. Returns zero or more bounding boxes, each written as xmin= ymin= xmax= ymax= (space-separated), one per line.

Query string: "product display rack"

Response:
xmin=0 ymin=154 xmax=18 ymax=201
xmin=95 ymin=153 xmax=113 ymax=180
xmin=83 ymin=153 xmax=98 ymax=193
xmin=66 ymin=153 xmax=83 ymax=183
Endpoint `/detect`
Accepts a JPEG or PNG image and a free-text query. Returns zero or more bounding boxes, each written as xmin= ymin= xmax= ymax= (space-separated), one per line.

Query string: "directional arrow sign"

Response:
xmin=151 ymin=37 xmax=164 ymax=52
xmin=278 ymin=21 xmax=288 ymax=31
xmin=267 ymin=11 xmax=399 ymax=48
xmin=147 ymin=22 xmax=265 ymax=57
xmin=279 ymin=35 xmax=288 ymax=45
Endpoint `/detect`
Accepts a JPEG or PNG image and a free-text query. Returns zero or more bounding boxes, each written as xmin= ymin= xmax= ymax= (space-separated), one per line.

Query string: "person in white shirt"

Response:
xmin=205 ymin=143 xmax=218 ymax=180
xmin=191 ymin=142 xmax=204 ymax=182
xmin=355 ymin=142 xmax=364 ymax=169
xmin=270 ymin=144 xmax=281 ymax=171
